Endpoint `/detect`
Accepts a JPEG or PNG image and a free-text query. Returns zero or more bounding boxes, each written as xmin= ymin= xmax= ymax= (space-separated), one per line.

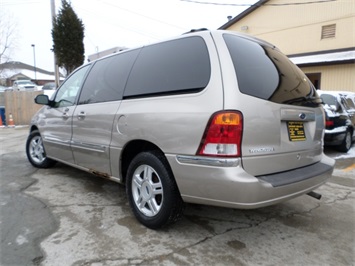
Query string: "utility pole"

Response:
xmin=50 ymin=0 xmax=60 ymax=88
xmin=31 ymin=44 xmax=37 ymax=82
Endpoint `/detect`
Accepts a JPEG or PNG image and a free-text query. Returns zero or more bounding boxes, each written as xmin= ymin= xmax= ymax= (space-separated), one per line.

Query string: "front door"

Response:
xmin=39 ymin=65 xmax=91 ymax=163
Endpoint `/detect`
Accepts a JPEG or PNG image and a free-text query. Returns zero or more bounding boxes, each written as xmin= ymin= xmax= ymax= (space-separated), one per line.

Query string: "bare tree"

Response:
xmin=0 ymin=11 xmax=18 ymax=65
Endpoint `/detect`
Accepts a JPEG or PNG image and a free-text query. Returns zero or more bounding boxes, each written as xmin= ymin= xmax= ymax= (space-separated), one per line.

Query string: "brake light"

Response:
xmin=197 ymin=111 xmax=243 ymax=157
xmin=325 ymin=120 xmax=334 ymax=127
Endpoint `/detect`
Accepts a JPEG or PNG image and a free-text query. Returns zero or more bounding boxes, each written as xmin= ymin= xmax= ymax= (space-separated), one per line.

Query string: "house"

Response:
xmin=219 ymin=0 xmax=355 ymax=92
xmin=0 ymin=61 xmax=63 ymax=87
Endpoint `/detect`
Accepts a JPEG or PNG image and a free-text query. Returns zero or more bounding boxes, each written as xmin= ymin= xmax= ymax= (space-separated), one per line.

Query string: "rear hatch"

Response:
xmin=219 ymin=32 xmax=324 ymax=176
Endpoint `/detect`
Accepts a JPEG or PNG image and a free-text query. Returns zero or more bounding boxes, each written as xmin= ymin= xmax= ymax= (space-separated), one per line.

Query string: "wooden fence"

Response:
xmin=2 ymin=91 xmax=43 ymax=125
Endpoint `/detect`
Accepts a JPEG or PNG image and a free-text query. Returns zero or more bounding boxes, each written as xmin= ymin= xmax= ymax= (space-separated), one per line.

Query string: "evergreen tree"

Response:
xmin=52 ymin=0 xmax=85 ymax=75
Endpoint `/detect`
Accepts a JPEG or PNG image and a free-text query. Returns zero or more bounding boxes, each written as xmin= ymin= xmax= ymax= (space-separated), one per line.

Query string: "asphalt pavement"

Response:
xmin=1 ymin=127 xmax=354 ymax=266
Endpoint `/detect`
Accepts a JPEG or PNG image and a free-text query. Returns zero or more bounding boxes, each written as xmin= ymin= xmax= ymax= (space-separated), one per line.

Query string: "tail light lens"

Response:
xmin=197 ymin=111 xmax=243 ymax=157
xmin=325 ymin=120 xmax=334 ymax=127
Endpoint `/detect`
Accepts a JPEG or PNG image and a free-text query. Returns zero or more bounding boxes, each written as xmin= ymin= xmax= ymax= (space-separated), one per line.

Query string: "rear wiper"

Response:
xmin=283 ymin=96 xmax=322 ymax=106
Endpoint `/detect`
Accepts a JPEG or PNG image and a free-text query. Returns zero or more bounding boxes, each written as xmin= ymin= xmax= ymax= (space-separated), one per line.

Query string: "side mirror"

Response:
xmin=35 ymin=94 xmax=50 ymax=105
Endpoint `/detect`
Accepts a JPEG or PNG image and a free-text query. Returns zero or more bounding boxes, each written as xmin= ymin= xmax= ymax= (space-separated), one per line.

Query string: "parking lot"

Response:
xmin=1 ymin=127 xmax=354 ymax=266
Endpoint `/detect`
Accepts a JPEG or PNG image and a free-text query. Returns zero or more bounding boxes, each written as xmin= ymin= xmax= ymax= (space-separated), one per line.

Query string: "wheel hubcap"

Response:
xmin=132 ymin=165 xmax=163 ymax=217
xmin=29 ymin=136 xmax=46 ymax=164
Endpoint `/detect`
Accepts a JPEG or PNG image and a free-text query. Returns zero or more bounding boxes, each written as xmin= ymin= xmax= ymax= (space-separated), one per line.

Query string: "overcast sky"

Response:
xmin=1 ymin=0 xmax=257 ymax=72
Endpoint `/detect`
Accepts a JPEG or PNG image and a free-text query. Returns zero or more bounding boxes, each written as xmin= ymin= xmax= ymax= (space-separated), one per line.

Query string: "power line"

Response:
xmin=96 ymin=0 xmax=187 ymax=31
xmin=179 ymin=0 xmax=338 ymax=7
xmin=1 ymin=0 xmax=41 ymax=6
xmin=73 ymin=5 xmax=164 ymax=43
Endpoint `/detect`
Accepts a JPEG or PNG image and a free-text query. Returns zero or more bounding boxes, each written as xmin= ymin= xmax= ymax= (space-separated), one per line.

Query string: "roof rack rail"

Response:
xmin=183 ymin=28 xmax=209 ymax=34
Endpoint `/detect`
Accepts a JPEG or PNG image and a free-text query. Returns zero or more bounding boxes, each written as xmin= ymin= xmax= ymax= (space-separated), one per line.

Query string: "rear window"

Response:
xmin=223 ymin=34 xmax=320 ymax=107
xmin=123 ymin=36 xmax=211 ymax=98
xmin=320 ymin=94 xmax=337 ymax=106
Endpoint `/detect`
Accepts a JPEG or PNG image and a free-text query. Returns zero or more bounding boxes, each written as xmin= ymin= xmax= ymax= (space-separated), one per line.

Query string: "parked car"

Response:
xmin=41 ymin=82 xmax=57 ymax=98
xmin=318 ymin=91 xmax=355 ymax=152
xmin=12 ymin=80 xmax=37 ymax=90
xmin=342 ymin=91 xmax=355 ymax=108
xmin=42 ymin=82 xmax=56 ymax=90
xmin=26 ymin=29 xmax=334 ymax=229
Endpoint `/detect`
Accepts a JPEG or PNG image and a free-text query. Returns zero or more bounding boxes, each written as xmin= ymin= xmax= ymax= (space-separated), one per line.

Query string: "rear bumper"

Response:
xmin=168 ymin=154 xmax=334 ymax=209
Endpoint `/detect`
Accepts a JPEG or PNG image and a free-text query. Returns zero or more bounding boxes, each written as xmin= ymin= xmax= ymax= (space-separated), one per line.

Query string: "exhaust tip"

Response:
xmin=307 ymin=191 xmax=322 ymax=200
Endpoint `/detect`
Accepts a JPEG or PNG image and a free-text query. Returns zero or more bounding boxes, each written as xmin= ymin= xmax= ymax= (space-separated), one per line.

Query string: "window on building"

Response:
xmin=321 ymin=24 xmax=336 ymax=39
xmin=306 ymin=73 xmax=321 ymax=90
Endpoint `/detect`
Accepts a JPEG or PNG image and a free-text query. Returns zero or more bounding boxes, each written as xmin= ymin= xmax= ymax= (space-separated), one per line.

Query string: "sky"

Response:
xmin=1 ymin=0 xmax=258 ymax=73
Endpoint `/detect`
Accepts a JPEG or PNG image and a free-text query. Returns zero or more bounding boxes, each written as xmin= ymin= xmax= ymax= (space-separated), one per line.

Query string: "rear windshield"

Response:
xmin=320 ymin=94 xmax=337 ymax=106
xmin=223 ymin=34 xmax=321 ymax=107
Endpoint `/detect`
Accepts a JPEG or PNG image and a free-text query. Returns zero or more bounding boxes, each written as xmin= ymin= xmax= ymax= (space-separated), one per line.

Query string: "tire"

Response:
xmin=26 ymin=130 xmax=56 ymax=168
xmin=126 ymin=151 xmax=184 ymax=229
xmin=338 ymin=130 xmax=352 ymax=153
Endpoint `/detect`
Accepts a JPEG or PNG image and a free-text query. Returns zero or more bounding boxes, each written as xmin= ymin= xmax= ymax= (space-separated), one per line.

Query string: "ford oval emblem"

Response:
xmin=299 ymin=113 xmax=306 ymax=120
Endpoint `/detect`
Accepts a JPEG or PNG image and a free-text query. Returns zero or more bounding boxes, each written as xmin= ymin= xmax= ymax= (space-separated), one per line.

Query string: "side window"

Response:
xmin=342 ymin=97 xmax=355 ymax=111
xmin=124 ymin=36 xmax=210 ymax=98
xmin=53 ymin=65 xmax=90 ymax=107
xmin=79 ymin=49 xmax=140 ymax=104
xmin=346 ymin=98 xmax=355 ymax=110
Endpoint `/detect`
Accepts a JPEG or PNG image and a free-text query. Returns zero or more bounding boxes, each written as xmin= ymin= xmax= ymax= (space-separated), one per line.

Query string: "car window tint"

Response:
xmin=124 ymin=36 xmax=210 ymax=98
xmin=223 ymin=34 xmax=314 ymax=106
xmin=320 ymin=94 xmax=337 ymax=106
xmin=53 ymin=65 xmax=90 ymax=108
xmin=79 ymin=49 xmax=139 ymax=104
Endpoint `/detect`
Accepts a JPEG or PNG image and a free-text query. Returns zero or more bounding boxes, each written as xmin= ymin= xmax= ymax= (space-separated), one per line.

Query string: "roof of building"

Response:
xmin=289 ymin=49 xmax=355 ymax=66
xmin=0 ymin=61 xmax=64 ymax=80
xmin=219 ymin=0 xmax=269 ymax=29
xmin=0 ymin=61 xmax=54 ymax=75
xmin=1 ymin=69 xmax=59 ymax=81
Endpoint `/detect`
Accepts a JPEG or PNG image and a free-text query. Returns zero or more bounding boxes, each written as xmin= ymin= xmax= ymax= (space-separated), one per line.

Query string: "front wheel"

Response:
xmin=338 ymin=130 xmax=352 ymax=152
xmin=26 ymin=130 xmax=56 ymax=168
xmin=126 ymin=151 xmax=184 ymax=229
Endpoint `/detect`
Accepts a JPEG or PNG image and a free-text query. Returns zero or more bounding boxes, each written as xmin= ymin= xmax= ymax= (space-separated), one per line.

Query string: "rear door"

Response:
xmin=217 ymin=32 xmax=324 ymax=176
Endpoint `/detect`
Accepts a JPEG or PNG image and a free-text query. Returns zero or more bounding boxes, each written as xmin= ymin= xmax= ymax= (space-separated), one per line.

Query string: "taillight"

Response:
xmin=325 ymin=120 xmax=334 ymax=127
xmin=197 ymin=111 xmax=243 ymax=157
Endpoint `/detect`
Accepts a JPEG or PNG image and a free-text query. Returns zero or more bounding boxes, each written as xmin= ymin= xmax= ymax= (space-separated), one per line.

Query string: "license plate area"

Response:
xmin=287 ymin=121 xmax=306 ymax=141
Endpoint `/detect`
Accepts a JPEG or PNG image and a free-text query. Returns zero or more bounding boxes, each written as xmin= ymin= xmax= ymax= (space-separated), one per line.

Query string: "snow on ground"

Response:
xmin=333 ymin=146 xmax=355 ymax=160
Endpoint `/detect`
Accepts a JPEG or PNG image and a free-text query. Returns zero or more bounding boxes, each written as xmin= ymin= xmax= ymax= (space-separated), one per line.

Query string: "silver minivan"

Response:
xmin=26 ymin=29 xmax=334 ymax=229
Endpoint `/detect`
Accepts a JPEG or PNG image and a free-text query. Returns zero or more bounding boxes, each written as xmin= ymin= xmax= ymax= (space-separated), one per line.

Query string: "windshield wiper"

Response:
xmin=283 ymin=95 xmax=322 ymax=106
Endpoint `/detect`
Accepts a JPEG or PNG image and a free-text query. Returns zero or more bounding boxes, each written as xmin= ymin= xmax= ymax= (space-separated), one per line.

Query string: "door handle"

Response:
xmin=77 ymin=111 xmax=86 ymax=120
xmin=62 ymin=113 xmax=70 ymax=119
xmin=62 ymin=108 xmax=70 ymax=119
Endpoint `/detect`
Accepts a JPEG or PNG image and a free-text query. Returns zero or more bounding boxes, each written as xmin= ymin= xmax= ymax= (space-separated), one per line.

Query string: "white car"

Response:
xmin=13 ymin=80 xmax=38 ymax=90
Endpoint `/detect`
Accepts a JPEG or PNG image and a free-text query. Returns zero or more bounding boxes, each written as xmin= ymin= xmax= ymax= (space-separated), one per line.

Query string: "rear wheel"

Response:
xmin=126 ymin=151 xmax=184 ymax=229
xmin=26 ymin=130 xmax=56 ymax=168
xmin=338 ymin=130 xmax=352 ymax=152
